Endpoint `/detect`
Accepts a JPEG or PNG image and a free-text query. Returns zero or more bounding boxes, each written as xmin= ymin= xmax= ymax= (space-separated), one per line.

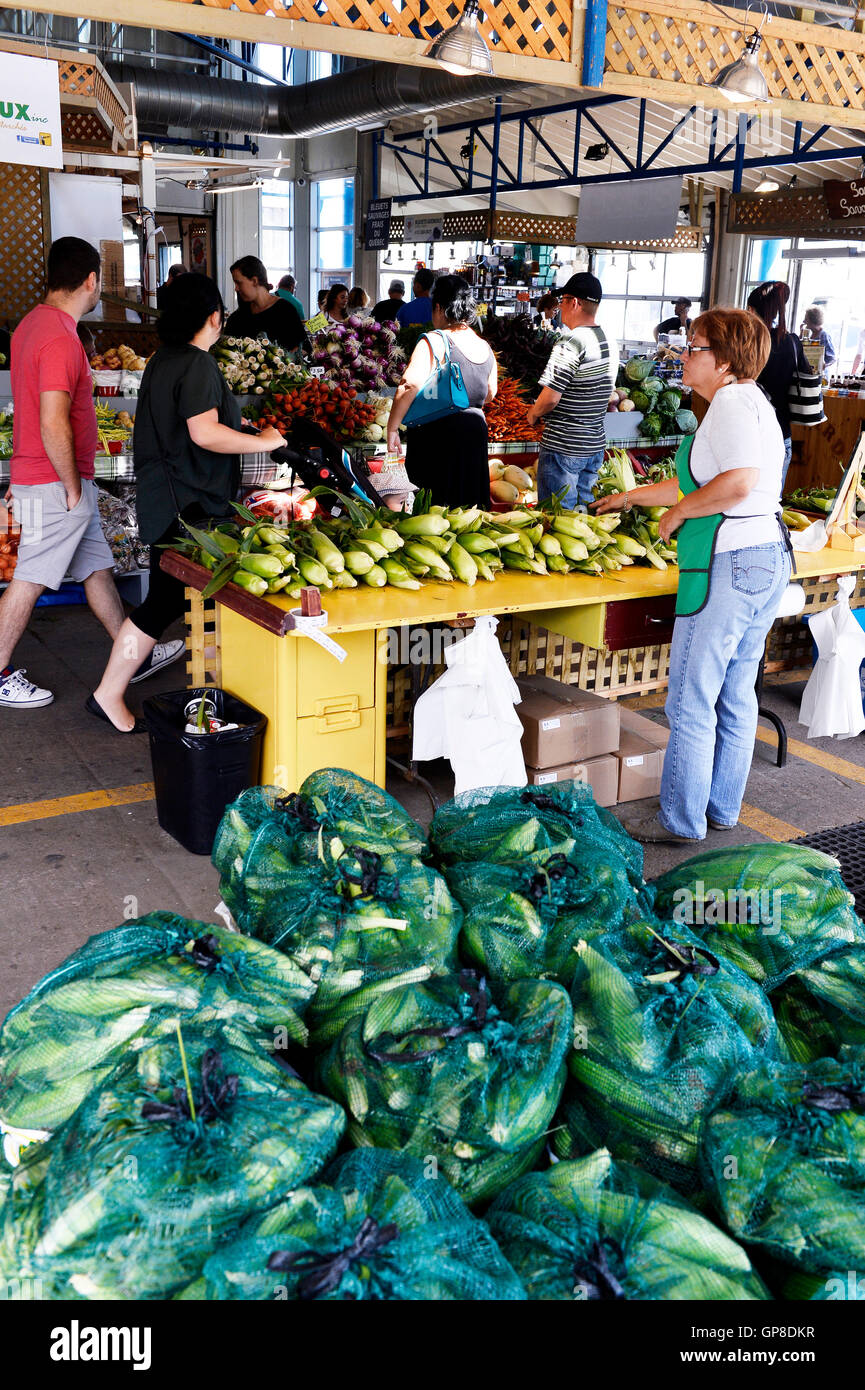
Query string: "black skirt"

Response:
xmin=404 ymin=409 xmax=491 ymax=509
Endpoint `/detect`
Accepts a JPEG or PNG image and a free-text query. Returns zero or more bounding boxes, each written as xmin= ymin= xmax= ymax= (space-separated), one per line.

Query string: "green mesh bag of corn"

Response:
xmin=317 ymin=970 xmax=573 ymax=1206
xmin=182 ymin=1149 xmax=525 ymax=1300
xmin=447 ymin=847 xmax=640 ymax=986
xmin=486 ymin=1148 xmax=769 ymax=1301
xmin=553 ymin=918 xmax=780 ymax=1192
xmin=648 ymin=844 xmax=863 ymax=992
xmin=212 ymin=771 xmax=427 ymax=893
xmin=429 ymin=782 xmax=643 ymax=887
xmin=211 ymin=784 xmax=460 ymax=1047
xmin=700 ymin=1049 xmax=865 ymax=1276
xmin=0 ymin=1028 xmax=345 ymax=1300
xmin=772 ymin=946 xmax=865 ymax=1064
xmin=0 ymin=912 xmax=314 ymax=1150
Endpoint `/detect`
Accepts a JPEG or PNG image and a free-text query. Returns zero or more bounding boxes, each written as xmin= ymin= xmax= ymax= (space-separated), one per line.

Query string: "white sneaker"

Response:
xmin=0 ymin=668 xmax=54 ymax=708
xmin=129 ymin=639 xmax=186 ymax=684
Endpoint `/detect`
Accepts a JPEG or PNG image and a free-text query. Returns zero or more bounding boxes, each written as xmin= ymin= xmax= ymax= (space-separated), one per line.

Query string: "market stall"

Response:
xmin=168 ymin=536 xmax=865 ymax=794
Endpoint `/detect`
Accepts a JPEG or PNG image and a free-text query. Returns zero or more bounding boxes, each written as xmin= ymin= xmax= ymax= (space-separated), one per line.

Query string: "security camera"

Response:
xmin=296 ymin=176 xmax=307 ymax=187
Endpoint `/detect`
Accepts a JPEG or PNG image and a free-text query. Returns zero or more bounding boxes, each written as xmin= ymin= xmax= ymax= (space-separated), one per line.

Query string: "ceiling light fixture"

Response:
xmin=424 ymin=0 xmax=493 ymax=77
xmin=755 ymin=174 xmax=780 ymax=192
xmin=710 ymin=31 xmax=769 ymax=104
xmin=585 ymin=141 xmax=609 ymax=161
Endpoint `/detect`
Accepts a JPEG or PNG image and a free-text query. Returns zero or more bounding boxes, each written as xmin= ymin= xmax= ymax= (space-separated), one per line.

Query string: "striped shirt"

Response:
xmin=538 ymin=325 xmax=617 ymax=454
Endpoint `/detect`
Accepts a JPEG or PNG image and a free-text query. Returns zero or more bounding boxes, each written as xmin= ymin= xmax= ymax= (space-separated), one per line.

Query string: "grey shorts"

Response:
xmin=12 ymin=478 xmax=114 ymax=591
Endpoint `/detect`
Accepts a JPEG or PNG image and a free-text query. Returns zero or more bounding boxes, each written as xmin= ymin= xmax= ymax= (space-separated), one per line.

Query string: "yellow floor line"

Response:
xmin=0 ymin=782 xmax=155 ymax=827
xmin=738 ymin=802 xmax=804 ymax=841
xmin=755 ymin=726 xmax=865 ymax=784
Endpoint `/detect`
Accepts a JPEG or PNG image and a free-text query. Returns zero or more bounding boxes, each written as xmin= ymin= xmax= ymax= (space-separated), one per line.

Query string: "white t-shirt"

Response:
xmin=688 ymin=382 xmax=783 ymax=554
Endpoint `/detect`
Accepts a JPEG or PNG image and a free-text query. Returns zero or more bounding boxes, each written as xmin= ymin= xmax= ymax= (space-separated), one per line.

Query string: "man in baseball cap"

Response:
xmin=526 ymin=269 xmax=617 ymax=508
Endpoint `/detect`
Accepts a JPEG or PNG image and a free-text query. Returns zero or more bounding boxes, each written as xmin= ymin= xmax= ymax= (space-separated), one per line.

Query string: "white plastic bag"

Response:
xmin=412 ymin=615 xmax=527 ymax=795
xmin=799 ymin=576 xmax=865 ymax=739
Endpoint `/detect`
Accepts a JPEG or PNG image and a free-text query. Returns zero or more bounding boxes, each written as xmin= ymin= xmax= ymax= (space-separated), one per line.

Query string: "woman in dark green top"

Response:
xmin=89 ymin=273 xmax=284 ymax=733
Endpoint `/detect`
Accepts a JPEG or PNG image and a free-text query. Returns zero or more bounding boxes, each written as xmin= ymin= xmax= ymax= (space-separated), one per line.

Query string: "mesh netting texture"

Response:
xmin=552 ymin=917 xmax=781 ymax=1192
xmin=0 ymin=912 xmax=314 ymax=1135
xmin=700 ymin=1048 xmax=865 ymax=1277
xmin=185 ymin=1149 xmax=526 ymax=1301
xmin=0 ymin=1029 xmax=345 ymax=1299
xmin=316 ymin=970 xmax=573 ymax=1206
xmin=486 ymin=1148 xmax=769 ymax=1301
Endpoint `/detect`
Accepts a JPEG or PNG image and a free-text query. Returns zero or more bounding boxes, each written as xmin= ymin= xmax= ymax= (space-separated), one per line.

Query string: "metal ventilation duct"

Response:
xmin=111 ymin=61 xmax=513 ymax=140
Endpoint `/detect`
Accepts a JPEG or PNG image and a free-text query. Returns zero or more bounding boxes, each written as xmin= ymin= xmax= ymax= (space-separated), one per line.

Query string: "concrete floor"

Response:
xmin=1 ymin=602 xmax=863 ymax=1023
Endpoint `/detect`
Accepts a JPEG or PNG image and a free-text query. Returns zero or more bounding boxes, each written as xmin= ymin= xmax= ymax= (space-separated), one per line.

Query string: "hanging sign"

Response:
xmin=823 ymin=178 xmax=865 ymax=224
xmin=0 ymin=50 xmax=63 ymax=169
xmin=403 ymin=214 xmax=444 ymax=243
xmin=364 ymin=197 xmax=392 ymax=251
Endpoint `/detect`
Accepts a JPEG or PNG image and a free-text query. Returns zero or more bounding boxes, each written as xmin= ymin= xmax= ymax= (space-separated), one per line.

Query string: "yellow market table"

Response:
xmin=164 ymin=544 xmax=865 ymax=792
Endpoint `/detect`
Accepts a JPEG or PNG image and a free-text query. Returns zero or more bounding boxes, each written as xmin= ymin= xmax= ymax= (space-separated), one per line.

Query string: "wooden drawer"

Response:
xmin=604 ymin=594 xmax=677 ymax=652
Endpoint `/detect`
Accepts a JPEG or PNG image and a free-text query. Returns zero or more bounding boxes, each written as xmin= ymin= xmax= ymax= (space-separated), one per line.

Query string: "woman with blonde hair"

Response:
xmin=594 ymin=307 xmax=792 ymax=844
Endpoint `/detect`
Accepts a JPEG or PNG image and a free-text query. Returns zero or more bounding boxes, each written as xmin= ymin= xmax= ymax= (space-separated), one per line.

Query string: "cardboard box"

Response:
xmin=618 ymin=705 xmax=670 ymax=749
xmin=517 ymin=675 xmax=620 ymax=768
xmin=100 ymin=240 xmax=125 ymax=322
xmin=615 ymin=731 xmax=664 ymax=803
xmin=526 ymin=753 xmax=619 ymax=807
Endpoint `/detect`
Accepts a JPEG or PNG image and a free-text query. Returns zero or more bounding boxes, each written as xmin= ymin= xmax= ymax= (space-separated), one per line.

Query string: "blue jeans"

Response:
xmin=781 ymin=436 xmax=792 ymax=492
xmin=661 ymin=543 xmax=791 ymax=840
xmin=538 ymin=448 xmax=604 ymax=509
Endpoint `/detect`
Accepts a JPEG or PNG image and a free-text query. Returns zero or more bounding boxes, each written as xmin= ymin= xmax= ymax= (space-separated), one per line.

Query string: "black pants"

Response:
xmin=129 ymin=521 xmax=187 ymax=640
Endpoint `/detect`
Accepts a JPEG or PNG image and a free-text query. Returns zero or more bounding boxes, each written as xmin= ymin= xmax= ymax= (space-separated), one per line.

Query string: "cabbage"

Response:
xmin=659 ymin=389 xmax=682 ymax=414
xmin=640 ymin=412 xmax=663 ymax=442
xmin=630 ymin=390 xmax=650 ymax=413
xmin=642 ymin=376 xmax=664 ymax=397
xmin=675 ymin=409 xmax=698 ymax=435
xmin=624 ymin=356 xmax=653 ymax=383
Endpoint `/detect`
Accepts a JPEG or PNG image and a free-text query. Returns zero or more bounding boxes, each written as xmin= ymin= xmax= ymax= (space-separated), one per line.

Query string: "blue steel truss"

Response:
xmin=375 ymin=94 xmax=865 ymax=203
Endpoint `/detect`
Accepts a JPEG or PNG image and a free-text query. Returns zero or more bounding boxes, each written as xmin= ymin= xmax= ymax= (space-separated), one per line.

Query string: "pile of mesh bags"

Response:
xmin=486 ymin=1148 xmax=769 ymax=1301
xmin=317 ymin=969 xmax=573 ymax=1205
xmin=212 ymin=774 xmax=461 ymax=1045
xmin=0 ymin=912 xmax=314 ymax=1157
xmin=183 ymin=1150 xmax=526 ymax=1301
xmin=553 ymin=916 xmax=781 ymax=1191
xmin=0 ymin=1028 xmax=345 ymax=1300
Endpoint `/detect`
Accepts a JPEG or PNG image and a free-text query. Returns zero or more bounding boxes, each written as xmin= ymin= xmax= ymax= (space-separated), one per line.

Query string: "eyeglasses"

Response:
xmin=681 ymin=343 xmax=713 ymax=355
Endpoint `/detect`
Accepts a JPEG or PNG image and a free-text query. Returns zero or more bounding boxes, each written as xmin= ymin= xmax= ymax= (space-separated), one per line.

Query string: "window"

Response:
xmin=123 ymin=224 xmax=141 ymax=288
xmin=591 ymin=248 xmax=707 ymax=345
xmin=261 ymin=178 xmax=295 ymax=287
xmin=746 ymin=237 xmax=865 ymax=374
xmin=743 ymin=237 xmax=793 ymax=305
xmin=312 ymin=177 xmax=354 ymax=298
xmin=255 ymin=44 xmax=292 ymax=83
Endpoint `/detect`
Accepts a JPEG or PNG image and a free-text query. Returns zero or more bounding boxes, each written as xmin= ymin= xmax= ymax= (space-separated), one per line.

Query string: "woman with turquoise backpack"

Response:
xmin=386 ymin=275 xmax=497 ymax=508
xmin=593 ymin=307 xmax=793 ymax=845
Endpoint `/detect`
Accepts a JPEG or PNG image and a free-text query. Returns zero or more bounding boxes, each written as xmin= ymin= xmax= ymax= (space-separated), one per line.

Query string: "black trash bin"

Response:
xmin=143 ymin=687 xmax=267 ymax=855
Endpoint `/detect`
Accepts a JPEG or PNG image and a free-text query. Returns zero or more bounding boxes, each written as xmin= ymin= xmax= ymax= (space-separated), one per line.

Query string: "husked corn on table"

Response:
xmin=164 ymin=544 xmax=865 ymax=791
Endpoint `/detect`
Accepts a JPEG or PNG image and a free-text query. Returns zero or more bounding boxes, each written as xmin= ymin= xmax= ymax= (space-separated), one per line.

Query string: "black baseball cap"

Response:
xmin=561 ymin=271 xmax=602 ymax=304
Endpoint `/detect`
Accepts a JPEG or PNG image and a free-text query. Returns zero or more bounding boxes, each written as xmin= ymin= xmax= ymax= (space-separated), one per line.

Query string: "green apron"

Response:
xmin=674 ymin=434 xmax=724 ymax=617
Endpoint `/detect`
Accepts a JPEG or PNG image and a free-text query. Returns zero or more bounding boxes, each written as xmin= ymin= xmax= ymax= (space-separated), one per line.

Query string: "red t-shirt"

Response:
xmin=10 ymin=304 xmax=98 ymax=484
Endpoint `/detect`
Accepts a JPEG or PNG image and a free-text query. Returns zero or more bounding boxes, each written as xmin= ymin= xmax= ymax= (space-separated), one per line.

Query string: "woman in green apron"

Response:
xmin=593 ymin=308 xmax=792 ymax=843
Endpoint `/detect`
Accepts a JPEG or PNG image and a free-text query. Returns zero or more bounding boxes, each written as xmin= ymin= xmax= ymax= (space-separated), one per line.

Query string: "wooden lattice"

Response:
xmin=61 ymin=110 xmax=115 ymax=149
xmin=0 ymin=43 xmax=129 ymax=151
xmin=604 ymin=0 xmax=865 ymax=117
xmin=728 ymin=190 xmax=865 ymax=239
xmin=56 ymin=58 xmax=129 ymax=144
xmin=0 ymin=163 xmax=46 ymax=325
xmin=390 ymin=211 xmax=491 ymax=242
xmin=198 ymin=0 xmax=573 ymax=61
xmin=492 ymin=211 xmax=578 ymax=244
xmin=584 ymin=225 xmax=704 ymax=251
xmin=185 ymin=589 xmax=221 ymax=687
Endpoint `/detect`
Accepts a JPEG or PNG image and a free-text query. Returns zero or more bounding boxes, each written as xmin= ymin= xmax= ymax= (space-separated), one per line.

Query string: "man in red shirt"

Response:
xmin=0 ymin=238 xmax=181 ymax=719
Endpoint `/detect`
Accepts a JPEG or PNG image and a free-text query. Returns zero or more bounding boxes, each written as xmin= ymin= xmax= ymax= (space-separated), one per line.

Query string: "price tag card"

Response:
xmin=305 ymin=312 xmax=329 ymax=332
xmin=309 ymin=366 xmax=326 ymax=379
